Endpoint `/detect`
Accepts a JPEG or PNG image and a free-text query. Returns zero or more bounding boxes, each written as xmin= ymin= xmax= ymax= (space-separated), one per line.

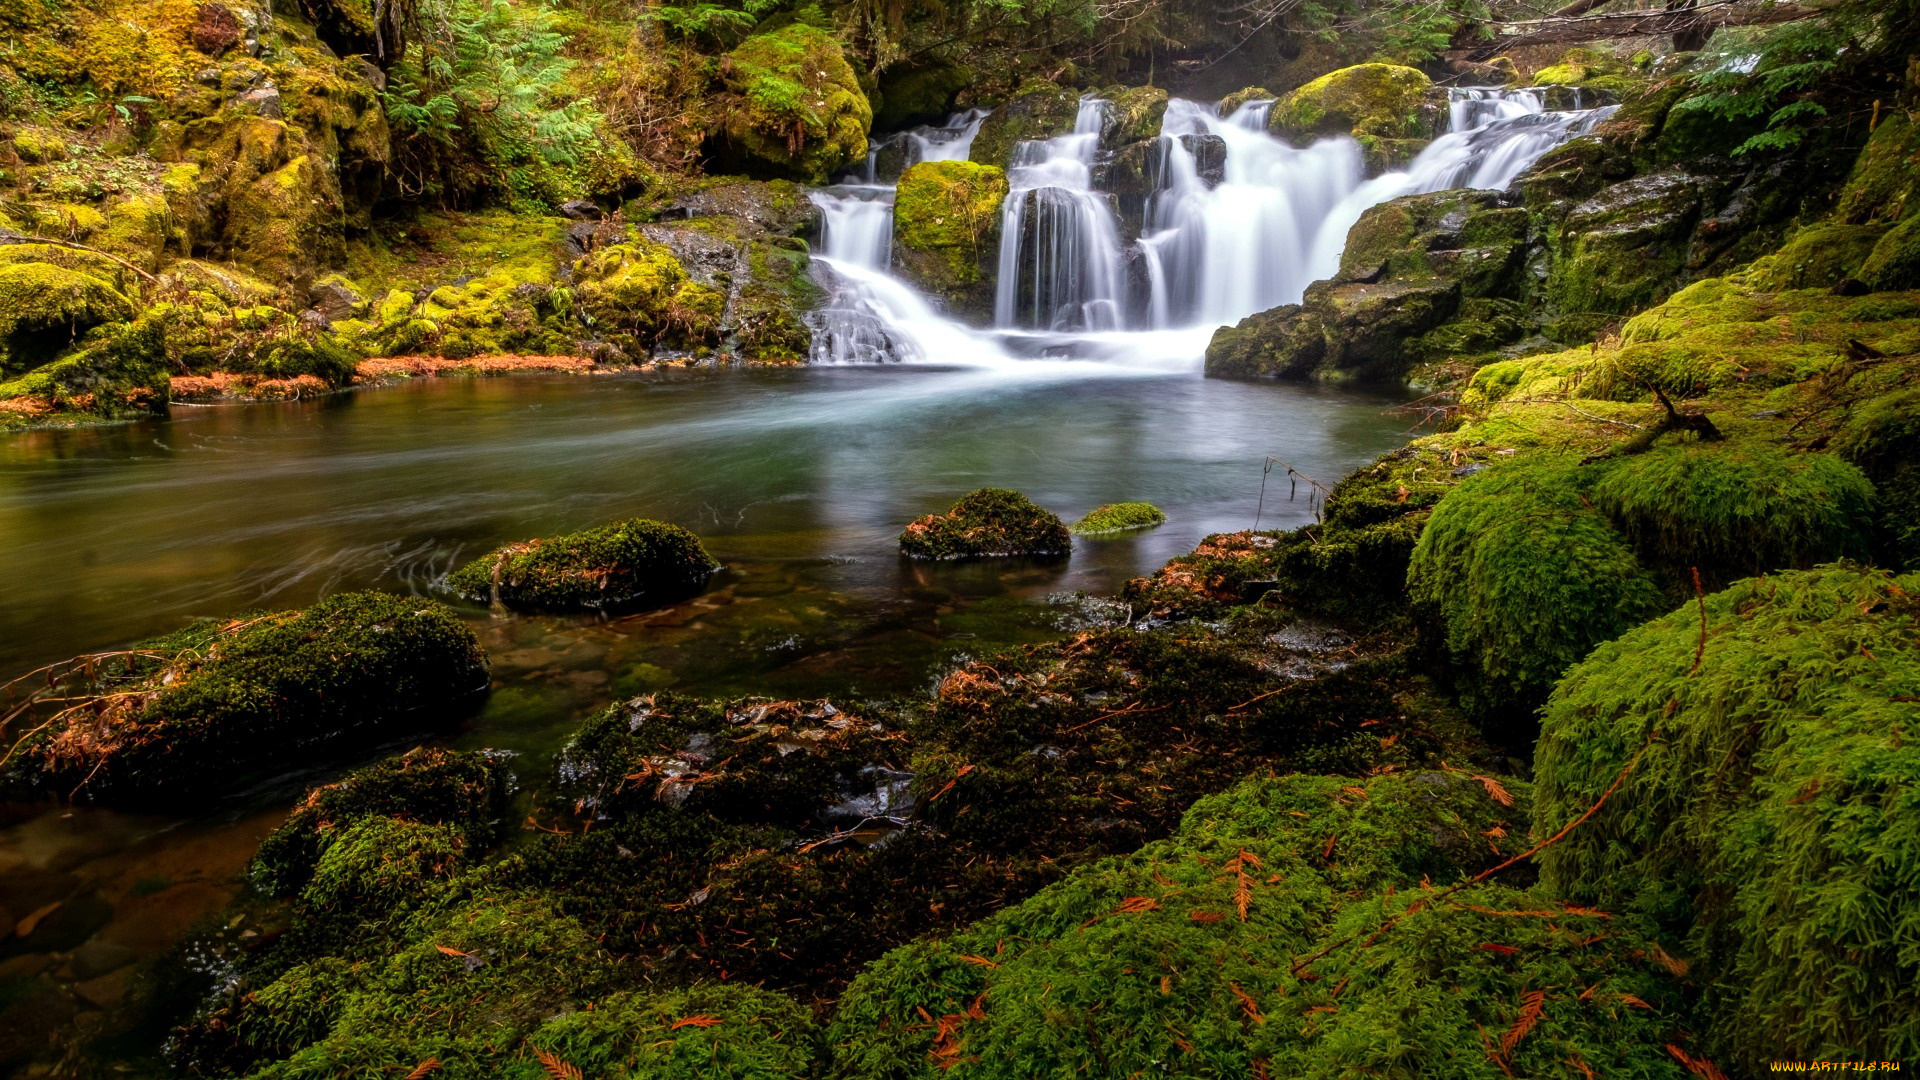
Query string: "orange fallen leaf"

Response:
xmin=671 ymin=1014 xmax=723 ymax=1030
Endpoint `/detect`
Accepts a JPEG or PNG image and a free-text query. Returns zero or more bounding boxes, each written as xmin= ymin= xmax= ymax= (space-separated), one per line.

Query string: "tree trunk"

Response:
xmin=1445 ymin=0 xmax=1825 ymax=59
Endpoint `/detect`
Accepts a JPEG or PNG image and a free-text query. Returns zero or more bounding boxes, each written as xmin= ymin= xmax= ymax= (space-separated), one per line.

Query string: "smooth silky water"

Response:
xmin=0 ymin=86 xmax=1611 ymax=1055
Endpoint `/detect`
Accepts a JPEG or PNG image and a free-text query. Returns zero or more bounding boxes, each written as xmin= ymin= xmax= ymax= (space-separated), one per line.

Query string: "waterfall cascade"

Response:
xmin=807 ymin=87 xmax=1614 ymax=370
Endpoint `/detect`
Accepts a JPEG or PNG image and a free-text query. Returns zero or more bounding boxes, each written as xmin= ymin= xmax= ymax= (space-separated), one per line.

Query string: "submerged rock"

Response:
xmin=898 ymin=488 xmax=1070 ymax=560
xmin=445 ymin=518 xmax=718 ymax=613
xmin=1 ymin=592 xmax=488 ymax=804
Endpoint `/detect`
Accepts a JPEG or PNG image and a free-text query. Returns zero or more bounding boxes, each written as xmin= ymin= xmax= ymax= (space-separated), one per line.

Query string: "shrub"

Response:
xmin=1407 ymin=457 xmax=1665 ymax=727
xmin=1535 ymin=564 xmax=1920 ymax=1069
xmin=445 ymin=518 xmax=718 ymax=612
xmin=898 ymin=488 xmax=1069 ymax=560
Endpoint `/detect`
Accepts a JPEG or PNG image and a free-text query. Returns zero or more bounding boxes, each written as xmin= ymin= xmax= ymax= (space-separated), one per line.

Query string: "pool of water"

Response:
xmin=0 ymin=366 xmax=1412 ymax=1069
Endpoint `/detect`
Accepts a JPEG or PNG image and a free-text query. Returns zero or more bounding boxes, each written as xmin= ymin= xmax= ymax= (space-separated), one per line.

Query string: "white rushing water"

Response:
xmin=807 ymin=88 xmax=1614 ymax=370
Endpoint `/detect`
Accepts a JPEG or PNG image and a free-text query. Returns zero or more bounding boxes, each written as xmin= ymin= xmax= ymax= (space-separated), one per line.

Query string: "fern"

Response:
xmin=1674 ymin=10 xmax=1862 ymax=155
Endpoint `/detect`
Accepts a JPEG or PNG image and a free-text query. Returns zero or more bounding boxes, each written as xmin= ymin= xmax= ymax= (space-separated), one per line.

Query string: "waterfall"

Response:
xmin=805 ymin=86 xmax=1611 ymax=370
xmin=993 ymin=99 xmax=1130 ymax=332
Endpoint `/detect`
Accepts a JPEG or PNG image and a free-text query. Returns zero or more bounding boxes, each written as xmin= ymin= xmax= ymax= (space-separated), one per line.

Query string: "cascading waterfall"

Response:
xmin=993 ymin=99 xmax=1130 ymax=332
xmin=806 ymin=87 xmax=1613 ymax=369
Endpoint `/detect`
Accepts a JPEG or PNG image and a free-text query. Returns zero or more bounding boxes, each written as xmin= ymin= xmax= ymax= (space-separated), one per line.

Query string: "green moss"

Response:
xmin=0 ymin=261 xmax=136 ymax=377
xmin=1267 ymin=64 xmax=1432 ymax=166
xmin=253 ymin=747 xmax=514 ymax=898
xmin=830 ymin=770 xmax=1686 ymax=1080
xmin=1831 ymin=113 xmax=1920 ymax=226
xmin=1535 ymin=564 xmax=1920 ymax=1070
xmin=1216 ymin=86 xmax=1273 ymax=118
xmin=1071 ymin=502 xmax=1166 ymax=534
xmin=101 ymin=193 xmax=175 ymax=272
xmin=2 ymin=592 xmax=488 ymax=804
xmin=1098 ymin=85 xmax=1167 ymax=148
xmin=1832 ymin=386 xmax=1920 ymax=568
xmin=1741 ymin=222 xmax=1888 ymax=291
xmin=890 ymin=160 xmax=1007 ymax=314
xmin=967 ymin=82 xmax=1081 ymax=168
xmin=296 ymin=816 xmax=468 ymax=941
xmin=573 ymin=233 xmax=719 ymax=358
xmin=0 ymin=300 xmax=171 ymax=413
xmin=1861 ymin=214 xmax=1920 ymax=292
xmin=1588 ymin=442 xmax=1874 ymax=583
xmin=898 ymin=488 xmax=1069 ymax=560
xmin=444 ymin=518 xmax=718 ymax=612
xmin=1407 ymin=457 xmax=1665 ymax=728
xmin=525 ymin=984 xmax=817 ymax=1079
xmin=714 ymin=24 xmax=872 ymax=183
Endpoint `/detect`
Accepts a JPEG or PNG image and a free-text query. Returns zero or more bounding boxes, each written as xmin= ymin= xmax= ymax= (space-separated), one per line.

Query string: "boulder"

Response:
xmin=969 ymin=81 xmax=1082 ymax=168
xmin=899 ymin=488 xmax=1070 ymax=560
xmin=890 ymin=160 xmax=1008 ymax=320
xmin=709 ymin=24 xmax=873 ymax=183
xmin=445 ymin=518 xmax=719 ymax=612
xmin=1097 ymin=85 xmax=1168 ymax=151
xmin=1267 ymin=64 xmax=1435 ymax=172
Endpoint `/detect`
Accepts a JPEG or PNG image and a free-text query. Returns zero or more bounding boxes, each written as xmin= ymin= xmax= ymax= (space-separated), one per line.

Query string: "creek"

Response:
xmin=0 ymin=84 xmax=1609 ymax=1068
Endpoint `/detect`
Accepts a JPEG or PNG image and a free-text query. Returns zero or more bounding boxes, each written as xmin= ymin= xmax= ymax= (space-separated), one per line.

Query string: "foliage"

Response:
xmin=898 ymin=488 xmax=1070 ymax=559
xmin=1671 ymin=0 xmax=1911 ymax=157
xmin=644 ymin=0 xmax=779 ymax=46
xmin=1407 ymin=457 xmax=1665 ymax=729
xmin=382 ymin=0 xmax=604 ymax=206
xmin=1535 ymin=564 xmax=1920 ymax=1069
xmin=1071 ymin=502 xmax=1165 ymax=534
xmin=830 ymin=770 xmax=1690 ymax=1080
xmin=444 ymin=517 xmax=719 ymax=612
xmin=713 ymin=23 xmax=872 ymax=183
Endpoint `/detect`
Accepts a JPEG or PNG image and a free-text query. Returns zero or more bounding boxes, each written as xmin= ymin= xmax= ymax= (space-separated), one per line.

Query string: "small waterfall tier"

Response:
xmin=806 ymin=88 xmax=1613 ymax=370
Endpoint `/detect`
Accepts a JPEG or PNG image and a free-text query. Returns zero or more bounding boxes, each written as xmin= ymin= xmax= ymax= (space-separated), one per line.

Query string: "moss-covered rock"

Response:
xmin=252 ymin=747 xmax=515 ymax=899
xmin=0 ymin=262 xmax=136 ymax=376
xmin=0 ymin=302 xmax=172 ymax=419
xmin=1830 ymin=112 xmax=1920 ymax=227
xmin=1861 ymin=213 xmax=1920 ymax=292
xmin=1741 ymin=222 xmax=1889 ymax=291
xmin=890 ymin=160 xmax=1007 ymax=319
xmin=1216 ymin=86 xmax=1273 ymax=118
xmin=1588 ymin=442 xmax=1874 ymax=584
xmin=968 ymin=81 xmax=1081 ymax=168
xmin=830 ymin=771 xmax=1687 ymax=1079
xmin=1203 ymin=302 xmax=1326 ymax=379
xmin=898 ymin=488 xmax=1069 ymax=560
xmin=1536 ymin=564 xmax=1920 ymax=1071
xmin=1407 ymin=457 xmax=1665 ymax=729
xmin=1096 ymin=84 xmax=1167 ymax=151
xmin=1071 ymin=502 xmax=1165 ymax=534
xmin=572 ymin=231 xmax=723 ymax=359
xmin=1833 ymin=386 xmax=1920 ymax=569
xmin=711 ymin=23 xmax=873 ymax=183
xmin=445 ymin=518 xmax=718 ymax=612
xmin=1267 ymin=63 xmax=1434 ymax=171
xmin=2 ymin=592 xmax=488 ymax=804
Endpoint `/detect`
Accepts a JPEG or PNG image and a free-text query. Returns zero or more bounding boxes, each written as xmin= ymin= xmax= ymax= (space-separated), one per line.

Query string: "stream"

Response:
xmin=0 ymin=84 xmax=1612 ymax=1074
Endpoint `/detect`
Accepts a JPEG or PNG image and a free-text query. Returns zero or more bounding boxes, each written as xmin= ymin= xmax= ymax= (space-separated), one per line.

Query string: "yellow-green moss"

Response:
xmin=0 ymin=262 xmax=137 ymax=376
xmin=1742 ymin=222 xmax=1888 ymax=291
xmin=891 ymin=160 xmax=1007 ymax=301
xmin=1267 ymin=63 xmax=1432 ymax=165
xmin=714 ymin=23 xmax=872 ymax=183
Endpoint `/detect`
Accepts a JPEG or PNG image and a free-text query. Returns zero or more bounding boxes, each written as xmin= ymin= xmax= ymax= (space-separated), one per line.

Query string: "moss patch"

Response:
xmin=1071 ymin=502 xmax=1165 ymax=534
xmin=1267 ymin=64 xmax=1432 ymax=169
xmin=712 ymin=24 xmax=873 ymax=183
xmin=1536 ymin=564 xmax=1920 ymax=1070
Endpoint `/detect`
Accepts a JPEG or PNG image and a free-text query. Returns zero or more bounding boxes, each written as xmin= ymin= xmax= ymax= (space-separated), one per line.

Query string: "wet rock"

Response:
xmin=1096 ymin=85 xmax=1168 ymax=152
xmin=0 ymin=592 xmax=488 ymax=806
xmin=899 ymin=489 xmax=1071 ymax=560
xmin=969 ymin=81 xmax=1081 ymax=168
xmin=1268 ymin=63 xmax=1435 ymax=172
xmin=890 ymin=161 xmax=1008 ymax=321
xmin=445 ymin=518 xmax=719 ymax=613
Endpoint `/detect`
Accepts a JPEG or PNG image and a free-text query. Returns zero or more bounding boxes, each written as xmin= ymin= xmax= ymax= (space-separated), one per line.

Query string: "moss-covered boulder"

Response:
xmin=1588 ymin=442 xmax=1874 ymax=584
xmin=0 ymin=262 xmax=136 ymax=376
xmin=898 ymin=488 xmax=1070 ymax=560
xmin=1267 ymin=63 xmax=1434 ymax=171
xmin=1096 ymin=85 xmax=1168 ymax=151
xmin=830 ymin=771 xmax=1687 ymax=1079
xmin=1536 ymin=564 xmax=1920 ymax=1070
xmin=890 ymin=160 xmax=1008 ymax=320
xmin=1862 ymin=214 xmax=1920 ymax=292
xmin=1071 ymin=502 xmax=1165 ymax=534
xmin=1407 ymin=457 xmax=1665 ymax=728
xmin=711 ymin=23 xmax=873 ymax=183
xmin=968 ymin=81 xmax=1082 ymax=168
xmin=252 ymin=747 xmax=515 ymax=899
xmin=1 ymin=592 xmax=487 ymax=804
xmin=1741 ymin=221 xmax=1889 ymax=291
xmin=1216 ymin=86 xmax=1274 ymax=118
xmin=445 ymin=518 xmax=718 ymax=612
xmin=1834 ymin=386 xmax=1920 ymax=569
xmin=572 ymin=232 xmax=725 ymax=359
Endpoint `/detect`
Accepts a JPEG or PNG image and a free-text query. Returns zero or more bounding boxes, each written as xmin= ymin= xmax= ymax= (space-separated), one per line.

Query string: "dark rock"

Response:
xmin=1830 ymin=277 xmax=1871 ymax=296
xmin=236 ymin=83 xmax=282 ymax=119
xmin=559 ymin=199 xmax=602 ymax=221
xmin=306 ymin=281 xmax=362 ymax=320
